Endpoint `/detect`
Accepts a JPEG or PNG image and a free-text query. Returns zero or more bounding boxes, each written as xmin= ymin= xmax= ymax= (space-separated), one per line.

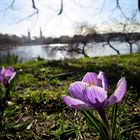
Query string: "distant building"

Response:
xmin=38 ymin=27 xmax=45 ymax=44
xmin=28 ymin=29 xmax=31 ymax=40
xmin=25 ymin=28 xmax=45 ymax=44
xmin=40 ymin=27 xmax=43 ymax=38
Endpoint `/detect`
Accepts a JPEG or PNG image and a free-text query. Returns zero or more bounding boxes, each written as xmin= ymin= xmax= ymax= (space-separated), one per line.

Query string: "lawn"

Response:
xmin=0 ymin=53 xmax=140 ymax=140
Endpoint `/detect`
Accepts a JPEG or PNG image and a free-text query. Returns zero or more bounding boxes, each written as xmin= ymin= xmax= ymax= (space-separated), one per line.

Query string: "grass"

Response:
xmin=0 ymin=53 xmax=140 ymax=140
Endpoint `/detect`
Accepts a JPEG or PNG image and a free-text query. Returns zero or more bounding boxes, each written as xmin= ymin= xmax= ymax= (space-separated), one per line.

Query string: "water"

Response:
xmin=0 ymin=42 xmax=139 ymax=62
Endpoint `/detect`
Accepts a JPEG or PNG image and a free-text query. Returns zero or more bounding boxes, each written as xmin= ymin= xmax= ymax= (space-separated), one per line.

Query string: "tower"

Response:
xmin=28 ymin=29 xmax=31 ymax=40
xmin=40 ymin=27 xmax=42 ymax=38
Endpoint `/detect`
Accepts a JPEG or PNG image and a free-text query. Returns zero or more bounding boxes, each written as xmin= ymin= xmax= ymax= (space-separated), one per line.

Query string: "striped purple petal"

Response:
xmin=62 ymin=96 xmax=92 ymax=110
xmin=69 ymin=81 xmax=88 ymax=102
xmin=84 ymin=86 xmax=107 ymax=110
xmin=82 ymin=72 xmax=101 ymax=86
xmin=3 ymin=67 xmax=16 ymax=82
xmin=107 ymin=77 xmax=127 ymax=106
xmin=97 ymin=71 xmax=109 ymax=91
xmin=0 ymin=75 xmax=4 ymax=83
xmin=0 ymin=67 xmax=5 ymax=74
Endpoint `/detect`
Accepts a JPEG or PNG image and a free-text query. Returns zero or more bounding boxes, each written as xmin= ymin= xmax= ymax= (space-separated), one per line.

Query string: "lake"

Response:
xmin=0 ymin=42 xmax=139 ymax=62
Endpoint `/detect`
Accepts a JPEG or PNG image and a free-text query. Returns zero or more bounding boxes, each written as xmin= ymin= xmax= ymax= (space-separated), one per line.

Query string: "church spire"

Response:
xmin=40 ymin=27 xmax=42 ymax=38
xmin=28 ymin=29 xmax=31 ymax=40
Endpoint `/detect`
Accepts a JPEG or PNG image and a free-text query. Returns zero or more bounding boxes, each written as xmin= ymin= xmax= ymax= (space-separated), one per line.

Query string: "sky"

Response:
xmin=0 ymin=0 xmax=139 ymax=37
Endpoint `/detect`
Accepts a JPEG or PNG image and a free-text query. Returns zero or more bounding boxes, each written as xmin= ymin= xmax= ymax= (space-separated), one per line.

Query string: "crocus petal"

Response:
xmin=0 ymin=67 xmax=5 ymax=74
xmin=9 ymin=72 xmax=16 ymax=82
xmin=97 ymin=71 xmax=109 ymax=91
xmin=69 ymin=81 xmax=88 ymax=101
xmin=62 ymin=96 xmax=92 ymax=110
xmin=107 ymin=77 xmax=127 ymax=106
xmin=0 ymin=75 xmax=4 ymax=83
xmin=4 ymin=67 xmax=16 ymax=81
xmin=4 ymin=67 xmax=14 ymax=77
xmin=84 ymin=86 xmax=107 ymax=110
xmin=82 ymin=72 xmax=101 ymax=86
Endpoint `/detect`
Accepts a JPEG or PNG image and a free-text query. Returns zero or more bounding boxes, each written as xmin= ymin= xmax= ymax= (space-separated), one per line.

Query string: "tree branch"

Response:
xmin=32 ymin=0 xmax=39 ymax=13
xmin=116 ymin=0 xmax=129 ymax=20
xmin=138 ymin=0 xmax=140 ymax=11
xmin=116 ymin=0 xmax=119 ymax=8
xmin=58 ymin=0 xmax=63 ymax=15
xmin=15 ymin=12 xmax=38 ymax=23
xmin=0 ymin=0 xmax=15 ymax=12
xmin=10 ymin=0 xmax=15 ymax=9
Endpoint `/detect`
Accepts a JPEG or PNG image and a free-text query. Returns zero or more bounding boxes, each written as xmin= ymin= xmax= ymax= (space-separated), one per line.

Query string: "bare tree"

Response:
xmin=66 ymin=23 xmax=97 ymax=57
xmin=68 ymin=35 xmax=89 ymax=57
xmin=119 ymin=12 xmax=140 ymax=54
xmin=103 ymin=35 xmax=120 ymax=55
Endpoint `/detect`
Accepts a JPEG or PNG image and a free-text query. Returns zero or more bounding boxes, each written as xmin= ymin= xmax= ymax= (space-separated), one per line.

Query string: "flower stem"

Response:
xmin=0 ymin=87 xmax=10 ymax=137
xmin=98 ymin=110 xmax=112 ymax=140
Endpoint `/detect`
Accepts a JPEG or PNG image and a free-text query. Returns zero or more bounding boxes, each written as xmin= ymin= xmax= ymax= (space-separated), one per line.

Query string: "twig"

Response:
xmin=138 ymin=0 xmax=140 ymax=11
xmin=99 ymin=0 xmax=105 ymax=13
xmin=51 ymin=72 xmax=76 ymax=79
xmin=32 ymin=0 xmax=39 ymax=13
xmin=0 ymin=0 xmax=15 ymax=12
xmin=10 ymin=0 xmax=15 ymax=9
xmin=15 ymin=11 xmax=38 ymax=23
xmin=58 ymin=0 xmax=63 ymax=15
xmin=116 ymin=0 xmax=129 ymax=20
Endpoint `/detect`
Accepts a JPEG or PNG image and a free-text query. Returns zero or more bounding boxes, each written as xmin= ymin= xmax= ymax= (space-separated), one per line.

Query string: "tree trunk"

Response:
xmin=128 ymin=42 xmax=133 ymax=54
xmin=82 ymin=43 xmax=89 ymax=57
xmin=107 ymin=41 xmax=120 ymax=55
xmin=130 ymin=45 xmax=133 ymax=54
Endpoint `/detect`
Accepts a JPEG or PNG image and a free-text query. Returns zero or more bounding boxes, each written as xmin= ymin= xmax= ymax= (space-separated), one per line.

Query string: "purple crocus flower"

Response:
xmin=62 ymin=71 xmax=127 ymax=110
xmin=0 ymin=67 xmax=16 ymax=87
